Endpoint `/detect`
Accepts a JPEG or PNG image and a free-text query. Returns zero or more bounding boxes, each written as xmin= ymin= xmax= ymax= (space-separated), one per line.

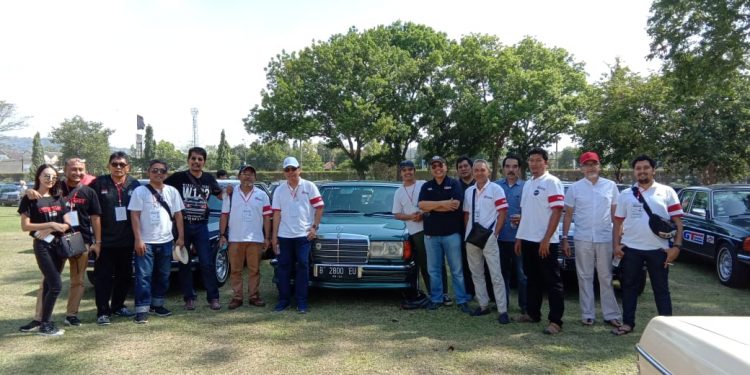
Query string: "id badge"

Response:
xmin=115 ymin=206 xmax=127 ymax=221
xmin=65 ymin=210 xmax=80 ymax=227
xmin=631 ymin=204 xmax=643 ymax=218
xmin=150 ymin=208 xmax=161 ymax=224
xmin=242 ymin=209 xmax=254 ymax=222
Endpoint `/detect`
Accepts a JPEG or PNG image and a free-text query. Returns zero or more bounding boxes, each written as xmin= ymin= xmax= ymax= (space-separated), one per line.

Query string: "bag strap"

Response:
xmin=632 ymin=186 xmax=655 ymax=217
xmin=472 ymin=188 xmax=496 ymax=229
xmin=145 ymin=184 xmax=173 ymax=219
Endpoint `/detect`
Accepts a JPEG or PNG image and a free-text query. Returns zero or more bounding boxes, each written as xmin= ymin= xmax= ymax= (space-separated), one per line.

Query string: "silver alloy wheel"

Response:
xmin=215 ymin=246 xmax=229 ymax=284
xmin=717 ymin=246 xmax=733 ymax=283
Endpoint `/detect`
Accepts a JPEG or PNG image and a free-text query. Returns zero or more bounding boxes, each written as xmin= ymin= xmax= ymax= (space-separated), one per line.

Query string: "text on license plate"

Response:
xmin=315 ymin=265 xmax=362 ymax=279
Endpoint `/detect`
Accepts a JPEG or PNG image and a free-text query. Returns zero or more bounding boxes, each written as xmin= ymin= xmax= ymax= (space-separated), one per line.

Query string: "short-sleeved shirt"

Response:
xmin=128 ymin=184 xmax=185 ymax=244
xmin=463 ymin=182 xmax=508 ymax=240
xmin=91 ymin=175 xmax=140 ymax=248
xmin=564 ymin=177 xmax=620 ymax=243
xmin=18 ymin=195 xmax=69 ymax=238
xmin=164 ymin=171 xmax=222 ymax=224
xmin=495 ymin=178 xmax=524 ymax=242
xmin=459 ymin=178 xmax=475 ymax=192
xmin=62 ymin=183 xmax=102 ymax=244
xmin=516 ymin=172 xmax=565 ymax=243
xmin=418 ymin=176 xmax=464 ymax=236
xmin=392 ymin=180 xmax=425 ymax=235
xmin=614 ymin=182 xmax=684 ymax=250
xmin=272 ymin=178 xmax=324 ymax=238
xmin=221 ymin=184 xmax=272 ymax=243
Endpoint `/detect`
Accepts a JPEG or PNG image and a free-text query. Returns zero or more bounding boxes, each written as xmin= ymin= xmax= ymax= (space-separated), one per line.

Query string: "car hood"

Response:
xmin=320 ymin=214 xmax=406 ymax=241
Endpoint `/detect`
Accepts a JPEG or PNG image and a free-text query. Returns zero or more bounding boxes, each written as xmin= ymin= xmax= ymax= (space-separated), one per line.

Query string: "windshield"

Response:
xmin=321 ymin=185 xmax=396 ymax=215
xmin=713 ymin=190 xmax=750 ymax=217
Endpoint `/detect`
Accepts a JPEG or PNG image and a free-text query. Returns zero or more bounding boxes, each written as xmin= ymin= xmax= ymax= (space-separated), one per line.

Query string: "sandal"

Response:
xmin=543 ymin=322 xmax=562 ymax=335
xmin=606 ymin=319 xmax=623 ymax=328
xmin=611 ymin=324 xmax=632 ymax=336
xmin=581 ymin=318 xmax=594 ymax=326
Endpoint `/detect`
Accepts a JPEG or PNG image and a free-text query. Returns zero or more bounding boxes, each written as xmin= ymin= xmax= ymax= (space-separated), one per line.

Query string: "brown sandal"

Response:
xmin=606 ymin=319 xmax=623 ymax=328
xmin=581 ymin=318 xmax=594 ymax=326
xmin=611 ymin=324 xmax=632 ymax=336
xmin=543 ymin=322 xmax=562 ymax=335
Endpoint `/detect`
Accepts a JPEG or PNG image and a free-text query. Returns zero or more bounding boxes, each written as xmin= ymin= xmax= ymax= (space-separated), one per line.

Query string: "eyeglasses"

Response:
xmin=110 ymin=162 xmax=128 ymax=168
xmin=190 ymin=157 xmax=204 ymax=161
xmin=284 ymin=167 xmax=298 ymax=172
xmin=149 ymin=168 xmax=168 ymax=174
xmin=41 ymin=174 xmax=57 ymax=181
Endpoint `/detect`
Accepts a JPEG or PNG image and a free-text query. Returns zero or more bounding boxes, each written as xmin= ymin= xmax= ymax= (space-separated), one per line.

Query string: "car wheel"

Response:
xmin=213 ymin=242 xmax=229 ymax=287
xmin=715 ymin=243 xmax=747 ymax=287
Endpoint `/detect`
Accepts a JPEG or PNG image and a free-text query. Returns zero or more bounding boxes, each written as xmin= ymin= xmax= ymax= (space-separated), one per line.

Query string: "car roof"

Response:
xmin=682 ymin=184 xmax=750 ymax=191
xmin=318 ymin=181 xmax=401 ymax=188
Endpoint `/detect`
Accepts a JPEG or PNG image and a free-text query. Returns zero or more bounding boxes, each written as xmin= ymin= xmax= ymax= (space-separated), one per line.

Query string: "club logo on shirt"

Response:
xmin=533 ymin=190 xmax=540 ymax=196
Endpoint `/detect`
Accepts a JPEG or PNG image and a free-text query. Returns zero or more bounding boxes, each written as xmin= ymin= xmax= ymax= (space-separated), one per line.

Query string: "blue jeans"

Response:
xmin=134 ymin=242 xmax=173 ymax=313
xmin=424 ymin=233 xmax=470 ymax=304
xmin=499 ymin=240 xmax=527 ymax=313
xmin=621 ymin=246 xmax=671 ymax=328
xmin=276 ymin=237 xmax=311 ymax=309
xmin=179 ymin=222 xmax=219 ymax=302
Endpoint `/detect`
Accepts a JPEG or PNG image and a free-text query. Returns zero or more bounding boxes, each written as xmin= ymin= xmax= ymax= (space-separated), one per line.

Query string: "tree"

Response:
xmin=142 ymin=125 xmax=156 ymax=169
xmin=215 ymin=129 xmax=232 ymax=172
xmin=29 ymin=132 xmax=45 ymax=180
xmin=0 ymin=100 xmax=27 ymax=139
xmin=154 ymin=140 xmax=186 ymax=171
xmin=245 ymin=140 xmax=291 ymax=171
xmin=49 ymin=116 xmax=114 ymax=175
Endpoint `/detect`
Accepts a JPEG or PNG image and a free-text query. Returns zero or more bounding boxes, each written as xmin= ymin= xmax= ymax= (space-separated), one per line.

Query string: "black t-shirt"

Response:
xmin=418 ymin=176 xmax=465 ymax=236
xmin=62 ymin=183 xmax=102 ymax=244
xmin=18 ymin=195 xmax=69 ymax=238
xmin=460 ymin=178 xmax=476 ymax=192
xmin=91 ymin=175 xmax=141 ymax=248
xmin=164 ymin=171 xmax=221 ymax=224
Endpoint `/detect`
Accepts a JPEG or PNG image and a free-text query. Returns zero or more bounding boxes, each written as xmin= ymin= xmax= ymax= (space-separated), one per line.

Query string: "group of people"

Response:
xmin=17 ymin=144 xmax=682 ymax=337
xmin=393 ymin=148 xmax=683 ymax=335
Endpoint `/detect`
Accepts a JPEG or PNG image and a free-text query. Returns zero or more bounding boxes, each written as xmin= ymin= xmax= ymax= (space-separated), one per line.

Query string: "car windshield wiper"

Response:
xmin=364 ymin=211 xmax=394 ymax=216
xmin=325 ymin=209 xmax=361 ymax=214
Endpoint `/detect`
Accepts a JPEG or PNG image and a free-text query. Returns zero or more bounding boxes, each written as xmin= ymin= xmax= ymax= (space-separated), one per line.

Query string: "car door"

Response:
xmin=682 ymin=190 xmax=713 ymax=258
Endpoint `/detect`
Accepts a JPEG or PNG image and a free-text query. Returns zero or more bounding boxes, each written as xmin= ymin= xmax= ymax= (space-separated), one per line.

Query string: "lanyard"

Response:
xmin=113 ymin=179 xmax=124 ymax=206
xmin=289 ymin=184 xmax=299 ymax=200
xmin=240 ymin=187 xmax=254 ymax=205
xmin=404 ymin=183 xmax=417 ymax=206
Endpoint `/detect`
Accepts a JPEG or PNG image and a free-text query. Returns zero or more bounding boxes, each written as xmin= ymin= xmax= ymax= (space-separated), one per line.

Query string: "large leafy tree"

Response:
xmin=154 ymin=140 xmax=186 ymax=171
xmin=49 ymin=116 xmax=114 ymax=175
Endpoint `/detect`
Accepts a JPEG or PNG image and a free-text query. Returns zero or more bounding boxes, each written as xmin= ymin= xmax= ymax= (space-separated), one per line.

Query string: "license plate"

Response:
xmin=315 ymin=265 xmax=361 ymax=280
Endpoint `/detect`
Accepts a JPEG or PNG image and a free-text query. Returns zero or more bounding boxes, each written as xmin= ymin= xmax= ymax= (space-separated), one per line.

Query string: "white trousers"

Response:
xmin=574 ymin=240 xmax=622 ymax=321
xmin=466 ymin=235 xmax=507 ymax=313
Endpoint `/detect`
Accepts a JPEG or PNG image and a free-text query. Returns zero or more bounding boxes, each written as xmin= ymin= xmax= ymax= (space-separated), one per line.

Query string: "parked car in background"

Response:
xmin=637 ymin=316 xmax=750 ymax=374
xmin=677 ymin=184 xmax=750 ymax=287
xmin=0 ymin=190 xmax=20 ymax=206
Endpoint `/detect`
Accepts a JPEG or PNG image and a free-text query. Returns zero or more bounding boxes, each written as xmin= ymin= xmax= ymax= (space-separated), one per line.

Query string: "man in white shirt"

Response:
xmin=514 ymin=148 xmax=565 ymax=335
xmin=612 ymin=155 xmax=683 ymax=336
xmin=128 ymin=159 xmax=185 ymax=324
xmin=463 ymin=160 xmax=510 ymax=324
xmin=562 ymin=151 xmax=622 ymax=327
xmin=219 ymin=165 xmax=272 ymax=309
xmin=271 ymin=157 xmax=324 ymax=314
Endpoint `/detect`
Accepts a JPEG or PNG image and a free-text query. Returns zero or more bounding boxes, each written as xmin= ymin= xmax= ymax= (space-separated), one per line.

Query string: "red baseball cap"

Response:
xmin=579 ymin=151 xmax=600 ymax=165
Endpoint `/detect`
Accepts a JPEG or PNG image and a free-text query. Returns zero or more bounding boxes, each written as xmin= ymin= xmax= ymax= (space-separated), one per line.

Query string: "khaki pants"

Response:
xmin=574 ymin=240 xmax=622 ymax=321
xmin=228 ymin=242 xmax=263 ymax=301
xmin=35 ymin=251 xmax=89 ymax=320
xmin=466 ymin=235 xmax=507 ymax=313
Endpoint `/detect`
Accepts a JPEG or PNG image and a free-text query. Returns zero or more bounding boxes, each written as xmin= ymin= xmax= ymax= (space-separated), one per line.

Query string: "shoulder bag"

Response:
xmin=466 ymin=189 xmax=494 ymax=248
xmin=632 ymin=187 xmax=676 ymax=239
xmin=57 ymin=231 xmax=87 ymax=258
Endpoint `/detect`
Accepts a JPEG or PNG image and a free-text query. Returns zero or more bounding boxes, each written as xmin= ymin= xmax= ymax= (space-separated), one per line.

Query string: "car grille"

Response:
xmin=313 ymin=234 xmax=369 ymax=265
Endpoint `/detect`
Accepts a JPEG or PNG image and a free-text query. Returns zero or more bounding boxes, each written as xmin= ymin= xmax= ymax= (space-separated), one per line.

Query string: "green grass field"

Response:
xmin=0 ymin=206 xmax=748 ymax=374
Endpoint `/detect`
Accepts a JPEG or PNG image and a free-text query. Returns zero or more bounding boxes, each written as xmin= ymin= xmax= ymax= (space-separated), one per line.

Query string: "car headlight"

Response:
xmin=369 ymin=241 xmax=403 ymax=259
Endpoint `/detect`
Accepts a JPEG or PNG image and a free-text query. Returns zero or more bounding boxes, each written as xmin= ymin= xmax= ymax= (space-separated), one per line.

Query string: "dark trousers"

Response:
xmin=499 ymin=240 xmax=527 ymax=313
xmin=621 ymin=246 xmax=672 ymax=328
xmin=94 ymin=245 xmax=134 ymax=316
xmin=276 ymin=237 xmax=311 ymax=309
xmin=34 ymin=240 xmax=65 ymax=323
xmin=521 ymin=240 xmax=564 ymax=326
xmin=179 ymin=222 xmax=219 ymax=302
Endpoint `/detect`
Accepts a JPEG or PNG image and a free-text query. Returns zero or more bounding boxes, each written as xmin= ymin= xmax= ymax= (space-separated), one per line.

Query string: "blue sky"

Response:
xmin=1 ymin=0 xmax=658 ymax=150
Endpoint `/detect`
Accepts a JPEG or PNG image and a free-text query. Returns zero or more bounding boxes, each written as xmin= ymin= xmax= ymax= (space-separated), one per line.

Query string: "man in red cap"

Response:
xmin=562 ymin=151 xmax=622 ymax=328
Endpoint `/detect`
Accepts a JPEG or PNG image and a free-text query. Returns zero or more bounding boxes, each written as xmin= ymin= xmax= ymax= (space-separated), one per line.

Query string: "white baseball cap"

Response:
xmin=283 ymin=156 xmax=300 ymax=168
xmin=172 ymin=245 xmax=189 ymax=264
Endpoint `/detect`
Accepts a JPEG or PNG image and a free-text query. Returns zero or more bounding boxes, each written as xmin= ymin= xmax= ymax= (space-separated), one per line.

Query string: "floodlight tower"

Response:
xmin=190 ymin=107 xmax=199 ymax=147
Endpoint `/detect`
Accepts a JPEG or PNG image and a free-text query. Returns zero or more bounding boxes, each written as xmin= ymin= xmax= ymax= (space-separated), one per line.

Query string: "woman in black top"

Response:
xmin=18 ymin=164 xmax=71 ymax=336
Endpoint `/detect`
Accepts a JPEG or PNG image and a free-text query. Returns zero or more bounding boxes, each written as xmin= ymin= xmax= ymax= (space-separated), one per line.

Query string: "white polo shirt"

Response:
xmin=392 ymin=180 xmax=425 ymax=235
xmin=564 ymin=177 xmax=620 ymax=243
xmin=272 ymin=178 xmax=324 ymax=238
xmin=221 ymin=184 xmax=272 ymax=243
xmin=463 ymin=182 xmax=508 ymax=240
xmin=516 ymin=172 xmax=565 ymax=243
xmin=615 ymin=182 xmax=683 ymax=250
xmin=128 ymin=184 xmax=185 ymax=244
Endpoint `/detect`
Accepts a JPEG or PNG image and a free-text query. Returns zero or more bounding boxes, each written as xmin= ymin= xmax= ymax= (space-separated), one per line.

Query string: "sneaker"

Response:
xmin=248 ymin=297 xmax=267 ymax=307
xmin=134 ymin=313 xmax=148 ymax=324
xmin=184 ymin=299 xmax=196 ymax=311
xmin=471 ymin=307 xmax=491 ymax=317
xmin=297 ymin=307 xmax=308 ymax=314
xmin=150 ymin=306 xmax=172 ymax=317
xmin=457 ymin=303 xmax=472 ymax=314
xmin=515 ymin=313 xmax=539 ymax=323
xmin=442 ymin=295 xmax=453 ymax=306
xmin=38 ymin=322 xmax=64 ymax=336
xmin=426 ymin=301 xmax=441 ymax=311
xmin=498 ymin=312 xmax=510 ymax=325
xmin=113 ymin=307 xmax=135 ymax=317
xmin=19 ymin=320 xmax=41 ymax=332
xmin=543 ymin=322 xmax=562 ymax=335
xmin=228 ymin=299 xmax=243 ymax=310
xmin=273 ymin=303 xmax=289 ymax=312
xmin=97 ymin=315 xmax=111 ymax=326
xmin=209 ymin=299 xmax=222 ymax=311
xmin=64 ymin=316 xmax=82 ymax=326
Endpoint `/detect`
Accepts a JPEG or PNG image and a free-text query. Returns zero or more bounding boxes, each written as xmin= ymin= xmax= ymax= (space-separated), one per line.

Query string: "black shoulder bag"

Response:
xmin=632 ymin=187 xmax=676 ymax=239
xmin=145 ymin=185 xmax=179 ymax=240
xmin=466 ymin=189 xmax=495 ymax=248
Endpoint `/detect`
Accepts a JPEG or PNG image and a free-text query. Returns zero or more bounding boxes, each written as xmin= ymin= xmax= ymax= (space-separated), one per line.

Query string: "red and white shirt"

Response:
xmin=221 ymin=184 xmax=272 ymax=243
xmin=615 ymin=182 xmax=683 ymax=250
xmin=463 ymin=182 xmax=508 ymax=240
xmin=272 ymin=178 xmax=324 ymax=238
xmin=516 ymin=172 xmax=565 ymax=243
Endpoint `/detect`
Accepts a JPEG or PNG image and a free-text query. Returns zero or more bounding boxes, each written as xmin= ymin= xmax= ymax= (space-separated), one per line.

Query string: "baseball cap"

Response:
xmin=282 ymin=156 xmax=300 ymax=168
xmin=238 ymin=165 xmax=256 ymax=175
xmin=399 ymin=160 xmax=415 ymax=169
xmin=429 ymin=155 xmax=446 ymax=165
xmin=172 ymin=245 xmax=189 ymax=265
xmin=579 ymin=151 xmax=600 ymax=165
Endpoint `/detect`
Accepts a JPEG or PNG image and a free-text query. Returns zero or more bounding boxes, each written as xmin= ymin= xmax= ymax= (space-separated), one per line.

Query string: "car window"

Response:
xmin=713 ymin=190 xmax=750 ymax=217
xmin=680 ymin=190 xmax=695 ymax=212
xmin=321 ymin=185 xmax=396 ymax=214
xmin=689 ymin=191 xmax=708 ymax=217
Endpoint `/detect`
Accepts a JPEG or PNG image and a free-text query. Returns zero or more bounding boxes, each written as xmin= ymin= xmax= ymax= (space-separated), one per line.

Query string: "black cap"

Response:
xmin=399 ymin=160 xmax=415 ymax=169
xmin=238 ymin=165 xmax=256 ymax=175
xmin=429 ymin=155 xmax=447 ymax=165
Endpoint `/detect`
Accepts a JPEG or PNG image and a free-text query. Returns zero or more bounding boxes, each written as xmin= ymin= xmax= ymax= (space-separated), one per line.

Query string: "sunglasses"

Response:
xmin=284 ymin=167 xmax=298 ymax=172
xmin=110 ymin=162 xmax=128 ymax=168
xmin=41 ymin=174 xmax=57 ymax=181
xmin=149 ymin=168 xmax=168 ymax=174
xmin=430 ymin=164 xmax=444 ymax=169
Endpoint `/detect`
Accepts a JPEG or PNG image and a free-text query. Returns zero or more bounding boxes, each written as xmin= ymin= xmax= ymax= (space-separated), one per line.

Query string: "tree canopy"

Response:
xmin=49 ymin=116 xmax=114 ymax=175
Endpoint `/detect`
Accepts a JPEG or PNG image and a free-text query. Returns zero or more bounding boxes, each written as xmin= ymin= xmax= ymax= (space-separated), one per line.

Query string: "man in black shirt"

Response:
xmin=165 ymin=147 xmax=223 ymax=310
xmin=91 ymin=152 xmax=141 ymax=325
